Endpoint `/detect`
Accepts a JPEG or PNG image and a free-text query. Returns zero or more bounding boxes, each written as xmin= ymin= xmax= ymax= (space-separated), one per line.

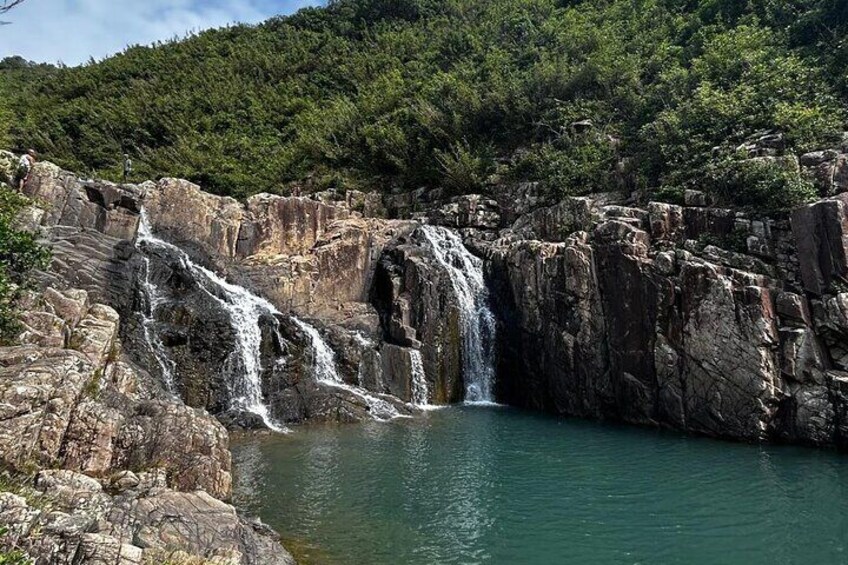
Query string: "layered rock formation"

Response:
xmin=17 ymin=163 xmax=441 ymax=426
xmin=14 ymin=153 xmax=848 ymax=452
xmin=481 ymin=192 xmax=848 ymax=447
xmin=0 ymin=286 xmax=293 ymax=564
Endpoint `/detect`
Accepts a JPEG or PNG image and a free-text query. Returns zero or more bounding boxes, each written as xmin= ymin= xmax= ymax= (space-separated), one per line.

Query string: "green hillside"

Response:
xmin=1 ymin=0 xmax=847 ymax=207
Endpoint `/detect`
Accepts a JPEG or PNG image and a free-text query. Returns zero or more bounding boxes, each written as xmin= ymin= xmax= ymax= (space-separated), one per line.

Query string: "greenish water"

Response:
xmin=232 ymin=407 xmax=848 ymax=565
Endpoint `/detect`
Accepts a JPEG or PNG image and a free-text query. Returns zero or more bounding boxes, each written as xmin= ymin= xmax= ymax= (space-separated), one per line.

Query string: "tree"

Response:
xmin=1 ymin=0 xmax=25 ymax=24
xmin=1 ymin=1 xmax=25 ymax=12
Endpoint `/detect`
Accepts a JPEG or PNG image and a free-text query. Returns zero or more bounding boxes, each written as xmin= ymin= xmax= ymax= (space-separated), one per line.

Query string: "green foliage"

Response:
xmin=0 ymin=187 xmax=50 ymax=343
xmin=1 ymin=0 xmax=846 ymax=209
xmin=509 ymin=129 xmax=619 ymax=197
xmin=83 ymin=368 xmax=104 ymax=399
xmin=0 ymin=546 xmax=30 ymax=565
xmin=0 ymin=523 xmax=32 ymax=565
xmin=705 ymin=155 xmax=818 ymax=211
xmin=698 ymin=228 xmax=751 ymax=255
xmin=435 ymin=141 xmax=493 ymax=196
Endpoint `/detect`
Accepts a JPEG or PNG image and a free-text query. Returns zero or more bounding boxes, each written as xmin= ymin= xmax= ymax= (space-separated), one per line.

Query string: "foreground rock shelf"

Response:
xmin=0 ymin=285 xmax=293 ymax=564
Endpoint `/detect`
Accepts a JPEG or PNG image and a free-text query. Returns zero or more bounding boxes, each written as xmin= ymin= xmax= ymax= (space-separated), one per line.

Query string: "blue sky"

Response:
xmin=0 ymin=0 xmax=324 ymax=66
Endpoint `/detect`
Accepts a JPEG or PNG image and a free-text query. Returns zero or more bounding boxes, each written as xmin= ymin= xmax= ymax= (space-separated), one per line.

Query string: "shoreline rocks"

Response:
xmin=0 ymin=286 xmax=294 ymax=564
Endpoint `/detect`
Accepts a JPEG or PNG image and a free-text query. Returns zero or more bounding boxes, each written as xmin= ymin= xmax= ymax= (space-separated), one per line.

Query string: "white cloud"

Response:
xmin=0 ymin=0 xmax=322 ymax=66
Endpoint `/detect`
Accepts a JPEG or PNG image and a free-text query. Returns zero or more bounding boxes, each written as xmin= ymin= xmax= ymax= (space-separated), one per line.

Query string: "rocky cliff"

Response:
xmin=11 ymin=146 xmax=848 ymax=449
xmin=4 ymin=142 xmax=848 ymax=560
xmin=0 ymin=284 xmax=294 ymax=564
xmin=476 ymin=169 xmax=848 ymax=448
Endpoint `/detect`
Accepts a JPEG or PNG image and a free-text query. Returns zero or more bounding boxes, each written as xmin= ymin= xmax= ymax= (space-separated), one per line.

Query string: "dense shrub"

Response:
xmin=707 ymin=156 xmax=818 ymax=211
xmin=1 ymin=0 xmax=846 ymax=209
xmin=0 ymin=186 xmax=50 ymax=342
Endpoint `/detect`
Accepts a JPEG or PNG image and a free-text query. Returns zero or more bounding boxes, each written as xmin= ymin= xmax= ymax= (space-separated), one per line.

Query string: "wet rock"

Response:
xmin=381 ymin=344 xmax=417 ymax=402
xmin=485 ymin=233 xmax=610 ymax=416
xmin=373 ymin=235 xmax=465 ymax=404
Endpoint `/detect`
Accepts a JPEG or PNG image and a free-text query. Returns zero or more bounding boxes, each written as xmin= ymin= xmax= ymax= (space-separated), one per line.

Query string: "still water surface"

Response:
xmin=232 ymin=406 xmax=848 ymax=564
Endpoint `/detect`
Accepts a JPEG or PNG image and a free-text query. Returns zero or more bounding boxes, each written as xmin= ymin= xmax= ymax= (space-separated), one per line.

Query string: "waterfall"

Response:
xmin=292 ymin=317 xmax=342 ymax=384
xmin=409 ymin=349 xmax=430 ymax=407
xmin=352 ymin=332 xmax=377 ymax=389
xmin=292 ymin=317 xmax=403 ymax=421
xmin=136 ymin=211 xmax=286 ymax=433
xmin=139 ymin=256 xmax=176 ymax=392
xmin=419 ymin=225 xmax=497 ymax=404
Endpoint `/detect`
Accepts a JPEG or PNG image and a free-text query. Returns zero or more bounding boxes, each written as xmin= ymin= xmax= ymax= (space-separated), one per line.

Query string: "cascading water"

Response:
xmin=419 ymin=225 xmax=497 ymax=404
xmin=292 ymin=317 xmax=403 ymax=421
xmin=352 ymin=332 xmax=377 ymax=389
xmin=136 ymin=211 xmax=286 ymax=433
xmin=292 ymin=317 xmax=341 ymax=384
xmin=409 ymin=349 xmax=430 ymax=407
xmin=138 ymin=256 xmax=177 ymax=393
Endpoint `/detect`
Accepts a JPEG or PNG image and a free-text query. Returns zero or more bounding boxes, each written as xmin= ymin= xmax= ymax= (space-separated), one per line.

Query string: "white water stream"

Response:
xmin=419 ymin=226 xmax=497 ymax=404
xmin=292 ymin=317 xmax=406 ymax=420
xmin=139 ymin=256 xmax=177 ymax=392
xmin=137 ymin=212 xmax=286 ymax=432
xmin=409 ymin=349 xmax=430 ymax=407
xmin=136 ymin=214 xmax=475 ymax=427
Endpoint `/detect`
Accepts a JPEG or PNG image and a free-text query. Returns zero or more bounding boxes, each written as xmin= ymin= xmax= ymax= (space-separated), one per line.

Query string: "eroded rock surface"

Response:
xmin=0 ymin=287 xmax=292 ymax=564
xmin=483 ymin=191 xmax=848 ymax=447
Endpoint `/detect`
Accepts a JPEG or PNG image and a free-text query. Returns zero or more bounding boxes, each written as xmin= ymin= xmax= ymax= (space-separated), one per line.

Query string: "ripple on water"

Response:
xmin=232 ymin=407 xmax=848 ymax=565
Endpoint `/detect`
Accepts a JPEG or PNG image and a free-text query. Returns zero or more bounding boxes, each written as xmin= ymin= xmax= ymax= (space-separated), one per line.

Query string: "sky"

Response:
xmin=0 ymin=0 xmax=324 ymax=66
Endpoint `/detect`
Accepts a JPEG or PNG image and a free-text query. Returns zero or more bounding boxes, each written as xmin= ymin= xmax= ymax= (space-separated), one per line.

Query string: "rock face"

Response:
xmin=21 ymin=164 xmax=141 ymax=306
xmin=0 ymin=287 xmax=293 ymax=564
xmin=18 ymin=156 xmax=848 ymax=450
xmin=483 ymin=193 xmax=848 ymax=447
xmin=0 ymin=469 xmax=294 ymax=565
xmin=790 ymin=193 xmax=848 ymax=296
xmin=2 ymin=287 xmax=230 ymax=499
xmin=21 ymin=164 xmax=427 ymax=427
